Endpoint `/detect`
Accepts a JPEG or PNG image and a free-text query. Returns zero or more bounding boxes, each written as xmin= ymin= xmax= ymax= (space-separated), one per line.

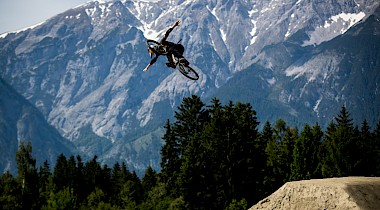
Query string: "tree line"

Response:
xmin=1 ymin=95 xmax=379 ymax=209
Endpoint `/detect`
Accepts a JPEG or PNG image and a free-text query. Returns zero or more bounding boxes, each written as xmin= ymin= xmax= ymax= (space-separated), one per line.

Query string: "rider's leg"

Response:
xmin=177 ymin=54 xmax=189 ymax=66
xmin=165 ymin=53 xmax=176 ymax=68
xmin=174 ymin=45 xmax=188 ymax=66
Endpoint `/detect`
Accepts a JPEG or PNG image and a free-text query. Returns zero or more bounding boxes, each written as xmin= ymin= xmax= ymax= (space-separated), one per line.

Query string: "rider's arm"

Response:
xmin=162 ymin=20 xmax=181 ymax=42
xmin=143 ymin=55 xmax=158 ymax=72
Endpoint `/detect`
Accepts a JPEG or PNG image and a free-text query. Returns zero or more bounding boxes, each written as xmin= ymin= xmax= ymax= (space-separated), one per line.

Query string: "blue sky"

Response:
xmin=0 ymin=0 xmax=91 ymax=34
xmin=0 ymin=0 xmax=159 ymax=35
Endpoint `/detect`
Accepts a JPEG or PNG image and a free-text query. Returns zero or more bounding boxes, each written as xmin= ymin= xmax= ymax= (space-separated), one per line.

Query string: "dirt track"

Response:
xmin=249 ymin=177 xmax=380 ymax=210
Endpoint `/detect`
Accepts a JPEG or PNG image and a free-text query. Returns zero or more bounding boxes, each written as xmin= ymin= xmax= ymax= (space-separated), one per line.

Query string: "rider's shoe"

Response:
xmin=166 ymin=62 xmax=176 ymax=68
xmin=179 ymin=58 xmax=189 ymax=66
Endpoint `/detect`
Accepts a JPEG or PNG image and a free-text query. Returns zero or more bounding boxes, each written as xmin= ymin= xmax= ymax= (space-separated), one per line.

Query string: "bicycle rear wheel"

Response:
xmin=146 ymin=39 xmax=168 ymax=55
xmin=177 ymin=63 xmax=199 ymax=80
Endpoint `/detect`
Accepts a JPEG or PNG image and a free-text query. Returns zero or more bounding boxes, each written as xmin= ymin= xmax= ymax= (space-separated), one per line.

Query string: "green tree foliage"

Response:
xmin=290 ymin=123 xmax=322 ymax=181
xmin=225 ymin=198 xmax=248 ymax=210
xmin=53 ymin=154 xmax=68 ymax=191
xmin=373 ymin=122 xmax=380 ymax=175
xmin=142 ymin=166 xmax=158 ymax=197
xmin=265 ymin=119 xmax=297 ymax=192
xmin=162 ymin=97 xmax=261 ymax=209
xmin=16 ymin=141 xmax=39 ymax=209
xmin=1 ymin=101 xmax=379 ymax=210
xmin=38 ymin=160 xmax=53 ymax=208
xmin=160 ymin=120 xmax=180 ymax=194
xmin=0 ymin=171 xmax=22 ymax=209
xmin=42 ymin=187 xmax=77 ymax=210
xmin=320 ymin=106 xmax=357 ymax=177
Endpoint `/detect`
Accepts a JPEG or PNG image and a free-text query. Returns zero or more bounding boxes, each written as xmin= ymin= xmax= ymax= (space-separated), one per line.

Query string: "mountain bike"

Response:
xmin=146 ymin=39 xmax=199 ymax=80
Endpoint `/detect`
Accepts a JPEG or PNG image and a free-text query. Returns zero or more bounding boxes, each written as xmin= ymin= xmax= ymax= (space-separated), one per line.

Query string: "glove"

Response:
xmin=173 ymin=20 xmax=181 ymax=27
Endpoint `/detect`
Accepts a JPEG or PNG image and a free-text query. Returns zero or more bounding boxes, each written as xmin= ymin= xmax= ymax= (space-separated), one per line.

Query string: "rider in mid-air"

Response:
xmin=143 ymin=20 xmax=186 ymax=72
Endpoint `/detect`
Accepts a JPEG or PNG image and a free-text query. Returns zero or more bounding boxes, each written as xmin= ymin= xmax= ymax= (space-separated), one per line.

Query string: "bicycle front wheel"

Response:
xmin=146 ymin=39 xmax=168 ymax=55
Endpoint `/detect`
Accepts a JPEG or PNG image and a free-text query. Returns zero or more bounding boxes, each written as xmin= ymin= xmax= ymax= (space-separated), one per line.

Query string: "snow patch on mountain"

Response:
xmin=139 ymin=22 xmax=161 ymax=40
xmin=267 ymin=77 xmax=276 ymax=86
xmin=207 ymin=5 xmax=219 ymax=22
xmin=0 ymin=20 xmax=46 ymax=39
xmin=313 ymin=97 xmax=322 ymax=116
xmin=206 ymin=5 xmax=226 ymax=42
xmin=303 ymin=12 xmax=365 ymax=46
xmin=85 ymin=1 xmax=111 ymax=20
xmin=322 ymin=12 xmax=366 ymax=33
xmin=248 ymin=7 xmax=259 ymax=45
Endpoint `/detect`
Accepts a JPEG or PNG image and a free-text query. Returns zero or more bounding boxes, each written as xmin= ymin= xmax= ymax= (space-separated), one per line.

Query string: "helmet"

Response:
xmin=148 ymin=45 xmax=157 ymax=58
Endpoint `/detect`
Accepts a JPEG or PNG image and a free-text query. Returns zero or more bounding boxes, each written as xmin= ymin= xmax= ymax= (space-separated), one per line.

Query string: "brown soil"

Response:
xmin=249 ymin=177 xmax=380 ymax=210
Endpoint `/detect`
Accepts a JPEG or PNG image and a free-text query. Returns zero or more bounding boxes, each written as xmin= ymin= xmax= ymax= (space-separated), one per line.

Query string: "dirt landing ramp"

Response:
xmin=249 ymin=177 xmax=380 ymax=210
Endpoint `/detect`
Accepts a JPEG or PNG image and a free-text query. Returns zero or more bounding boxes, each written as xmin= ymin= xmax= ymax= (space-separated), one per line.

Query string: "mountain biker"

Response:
xmin=143 ymin=20 xmax=186 ymax=72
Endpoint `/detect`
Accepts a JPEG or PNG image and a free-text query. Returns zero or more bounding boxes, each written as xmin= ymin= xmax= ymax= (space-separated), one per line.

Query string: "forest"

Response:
xmin=1 ymin=95 xmax=380 ymax=209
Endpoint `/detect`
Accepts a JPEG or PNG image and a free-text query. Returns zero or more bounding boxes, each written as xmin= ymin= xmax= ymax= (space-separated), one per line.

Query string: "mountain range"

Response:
xmin=0 ymin=78 xmax=74 ymax=174
xmin=0 ymin=0 xmax=379 ymax=174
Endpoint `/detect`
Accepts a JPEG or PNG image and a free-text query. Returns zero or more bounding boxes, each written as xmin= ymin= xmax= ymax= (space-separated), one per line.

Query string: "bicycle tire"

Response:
xmin=146 ymin=39 xmax=168 ymax=55
xmin=177 ymin=63 xmax=199 ymax=80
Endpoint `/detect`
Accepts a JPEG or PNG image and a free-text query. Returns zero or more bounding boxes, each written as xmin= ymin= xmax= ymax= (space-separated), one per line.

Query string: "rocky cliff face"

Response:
xmin=0 ymin=78 xmax=74 ymax=174
xmin=0 ymin=0 xmax=379 ymax=173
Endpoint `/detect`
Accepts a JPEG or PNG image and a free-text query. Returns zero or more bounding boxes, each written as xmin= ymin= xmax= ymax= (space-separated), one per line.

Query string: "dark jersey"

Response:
xmin=148 ymin=23 xmax=184 ymax=66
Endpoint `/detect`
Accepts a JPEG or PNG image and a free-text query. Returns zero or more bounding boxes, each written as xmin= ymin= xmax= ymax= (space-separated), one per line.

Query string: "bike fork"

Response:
xmin=172 ymin=54 xmax=177 ymax=66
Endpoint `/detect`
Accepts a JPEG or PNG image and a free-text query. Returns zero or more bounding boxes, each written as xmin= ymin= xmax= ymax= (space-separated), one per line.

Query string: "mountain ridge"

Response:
xmin=0 ymin=78 xmax=75 ymax=174
xmin=0 ymin=0 xmax=379 ymax=173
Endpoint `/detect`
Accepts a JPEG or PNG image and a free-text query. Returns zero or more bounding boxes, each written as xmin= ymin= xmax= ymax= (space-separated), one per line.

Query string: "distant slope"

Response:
xmin=0 ymin=78 xmax=75 ymax=174
xmin=211 ymin=6 xmax=380 ymax=128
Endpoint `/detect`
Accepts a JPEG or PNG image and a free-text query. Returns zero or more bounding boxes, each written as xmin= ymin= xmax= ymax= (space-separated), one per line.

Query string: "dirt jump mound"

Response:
xmin=249 ymin=177 xmax=380 ymax=210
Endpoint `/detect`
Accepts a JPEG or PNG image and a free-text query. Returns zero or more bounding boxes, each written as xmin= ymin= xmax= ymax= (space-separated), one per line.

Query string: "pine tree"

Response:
xmin=0 ymin=171 xmax=22 ymax=209
xmin=38 ymin=161 xmax=53 ymax=208
xmin=334 ymin=106 xmax=355 ymax=175
xmin=84 ymin=156 xmax=103 ymax=192
xmin=16 ymin=141 xmax=39 ymax=209
xmin=321 ymin=106 xmax=356 ymax=177
xmin=173 ymin=95 xmax=209 ymax=155
xmin=335 ymin=106 xmax=353 ymax=127
xmin=75 ymin=155 xmax=86 ymax=205
xmin=352 ymin=120 xmax=372 ymax=175
xmin=290 ymin=123 xmax=322 ymax=181
xmin=260 ymin=121 xmax=275 ymax=196
xmin=110 ymin=162 xmax=133 ymax=207
xmin=310 ymin=123 xmax=324 ymax=178
xmin=67 ymin=156 xmax=77 ymax=191
xmin=168 ymin=95 xmax=210 ymax=207
xmin=265 ymin=119 xmax=296 ymax=191
xmin=39 ymin=161 xmax=52 ymax=191
xmin=99 ymin=164 xmax=112 ymax=201
xmin=184 ymin=98 xmax=227 ymax=209
xmin=110 ymin=162 xmax=122 ymax=206
xmin=141 ymin=166 xmax=158 ymax=198
xmin=320 ymin=121 xmax=339 ymax=177
xmin=160 ymin=119 xmax=180 ymax=191
xmin=261 ymin=121 xmax=274 ymax=143
xmin=86 ymin=187 xmax=106 ymax=209
xmin=373 ymin=121 xmax=380 ymax=176
xmin=119 ymin=172 xmax=143 ymax=206
xmin=42 ymin=186 xmax=77 ymax=210
xmin=227 ymin=102 xmax=259 ymax=205
xmin=53 ymin=154 xmax=68 ymax=192
xmin=178 ymin=99 xmax=261 ymax=209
